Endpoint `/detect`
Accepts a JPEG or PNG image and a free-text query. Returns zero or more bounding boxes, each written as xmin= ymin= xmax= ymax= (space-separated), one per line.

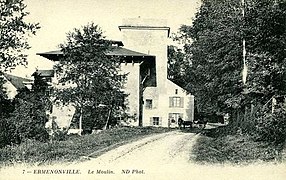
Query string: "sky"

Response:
xmin=11 ymin=0 xmax=201 ymax=77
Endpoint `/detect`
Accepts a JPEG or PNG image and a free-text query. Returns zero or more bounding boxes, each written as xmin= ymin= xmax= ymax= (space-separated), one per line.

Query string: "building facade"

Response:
xmin=119 ymin=18 xmax=194 ymax=127
xmin=37 ymin=18 xmax=194 ymax=129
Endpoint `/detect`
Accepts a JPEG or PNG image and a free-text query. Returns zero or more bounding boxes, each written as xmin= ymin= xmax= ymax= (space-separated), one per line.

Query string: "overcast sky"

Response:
xmin=12 ymin=0 xmax=201 ymax=77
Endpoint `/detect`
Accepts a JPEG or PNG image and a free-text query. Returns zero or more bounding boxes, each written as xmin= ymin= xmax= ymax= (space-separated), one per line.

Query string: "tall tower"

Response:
xmin=119 ymin=18 xmax=170 ymax=93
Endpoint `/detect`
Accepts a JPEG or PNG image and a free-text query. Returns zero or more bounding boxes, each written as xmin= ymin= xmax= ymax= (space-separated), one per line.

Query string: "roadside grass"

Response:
xmin=191 ymin=125 xmax=285 ymax=165
xmin=0 ymin=126 xmax=172 ymax=167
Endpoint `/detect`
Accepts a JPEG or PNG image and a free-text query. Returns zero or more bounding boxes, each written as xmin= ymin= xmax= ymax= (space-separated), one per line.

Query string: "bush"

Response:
xmin=0 ymin=100 xmax=50 ymax=148
xmin=6 ymin=113 xmax=49 ymax=143
xmin=256 ymin=108 xmax=286 ymax=144
xmin=0 ymin=118 xmax=20 ymax=148
xmin=51 ymin=129 xmax=68 ymax=141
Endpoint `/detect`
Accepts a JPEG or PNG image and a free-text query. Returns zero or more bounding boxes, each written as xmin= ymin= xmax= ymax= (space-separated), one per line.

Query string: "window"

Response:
xmin=173 ymin=97 xmax=181 ymax=107
xmin=169 ymin=97 xmax=184 ymax=108
xmin=145 ymin=99 xmax=153 ymax=109
xmin=175 ymin=89 xmax=178 ymax=94
xmin=150 ymin=117 xmax=162 ymax=126
xmin=153 ymin=117 xmax=159 ymax=125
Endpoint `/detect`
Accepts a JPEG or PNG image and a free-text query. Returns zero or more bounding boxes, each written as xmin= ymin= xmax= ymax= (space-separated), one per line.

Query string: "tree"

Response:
xmin=176 ymin=0 xmax=244 ymax=117
xmin=175 ymin=0 xmax=286 ymax=133
xmin=0 ymin=0 xmax=40 ymax=71
xmin=0 ymin=0 xmax=41 ymax=147
xmin=243 ymin=0 xmax=286 ymax=102
xmin=167 ymin=45 xmax=190 ymax=87
xmin=0 ymin=74 xmax=50 ymax=147
xmin=55 ymin=23 xmax=127 ymax=132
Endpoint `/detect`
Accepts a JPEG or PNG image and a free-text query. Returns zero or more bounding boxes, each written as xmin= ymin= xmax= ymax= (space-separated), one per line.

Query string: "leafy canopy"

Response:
xmin=175 ymin=0 xmax=286 ymax=115
xmin=55 ymin=23 xmax=127 ymax=130
xmin=0 ymin=0 xmax=40 ymax=71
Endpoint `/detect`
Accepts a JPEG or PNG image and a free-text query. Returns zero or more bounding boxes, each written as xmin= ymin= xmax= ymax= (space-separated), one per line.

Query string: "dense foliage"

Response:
xmin=0 ymin=0 xmax=39 ymax=97
xmin=55 ymin=23 xmax=127 ymax=131
xmin=0 ymin=0 xmax=41 ymax=148
xmin=0 ymin=74 xmax=50 ymax=148
xmin=167 ymin=45 xmax=190 ymax=87
xmin=0 ymin=0 xmax=39 ymax=71
xmin=175 ymin=0 xmax=244 ymax=114
xmin=174 ymin=0 xmax=286 ymax=143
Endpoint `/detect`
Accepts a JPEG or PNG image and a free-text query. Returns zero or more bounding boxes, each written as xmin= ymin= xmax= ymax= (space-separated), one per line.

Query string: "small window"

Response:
xmin=150 ymin=117 xmax=162 ymax=126
xmin=175 ymin=89 xmax=178 ymax=94
xmin=169 ymin=97 xmax=184 ymax=108
xmin=153 ymin=117 xmax=159 ymax=125
xmin=145 ymin=99 xmax=153 ymax=109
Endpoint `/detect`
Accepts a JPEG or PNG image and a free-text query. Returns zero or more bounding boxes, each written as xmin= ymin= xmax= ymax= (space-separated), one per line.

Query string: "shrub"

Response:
xmin=256 ymin=108 xmax=286 ymax=144
xmin=0 ymin=99 xmax=50 ymax=147
xmin=51 ymin=129 xmax=68 ymax=141
xmin=0 ymin=118 xmax=20 ymax=148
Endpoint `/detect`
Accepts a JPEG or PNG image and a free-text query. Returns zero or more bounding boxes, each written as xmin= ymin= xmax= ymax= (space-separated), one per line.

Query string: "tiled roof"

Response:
xmin=3 ymin=73 xmax=33 ymax=90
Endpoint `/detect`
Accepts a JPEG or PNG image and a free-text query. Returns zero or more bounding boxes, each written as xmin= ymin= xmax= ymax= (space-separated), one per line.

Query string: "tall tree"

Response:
xmin=0 ymin=0 xmax=39 ymax=100
xmin=55 ymin=23 xmax=127 ymax=132
xmin=0 ymin=0 xmax=40 ymax=146
xmin=244 ymin=0 xmax=286 ymax=103
xmin=175 ymin=0 xmax=286 ymax=125
xmin=0 ymin=0 xmax=40 ymax=71
xmin=176 ymin=0 xmax=244 ymax=116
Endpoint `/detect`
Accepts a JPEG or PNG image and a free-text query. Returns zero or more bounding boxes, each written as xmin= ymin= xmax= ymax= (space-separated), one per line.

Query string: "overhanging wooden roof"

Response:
xmin=37 ymin=47 xmax=154 ymax=61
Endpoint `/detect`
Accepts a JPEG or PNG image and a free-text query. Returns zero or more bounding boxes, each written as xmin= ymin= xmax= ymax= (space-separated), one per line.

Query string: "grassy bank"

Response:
xmin=0 ymin=126 xmax=172 ymax=167
xmin=191 ymin=125 xmax=285 ymax=165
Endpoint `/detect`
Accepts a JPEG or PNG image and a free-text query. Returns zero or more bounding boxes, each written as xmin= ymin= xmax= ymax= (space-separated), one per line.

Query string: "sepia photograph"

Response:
xmin=0 ymin=0 xmax=286 ymax=179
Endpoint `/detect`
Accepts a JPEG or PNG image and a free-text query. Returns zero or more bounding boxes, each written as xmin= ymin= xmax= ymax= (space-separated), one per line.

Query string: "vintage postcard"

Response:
xmin=0 ymin=0 xmax=286 ymax=179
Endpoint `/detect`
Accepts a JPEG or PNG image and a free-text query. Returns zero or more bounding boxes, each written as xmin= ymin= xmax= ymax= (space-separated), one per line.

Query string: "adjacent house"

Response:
xmin=2 ymin=73 xmax=33 ymax=99
xmin=31 ymin=69 xmax=76 ymax=129
xmin=36 ymin=18 xmax=195 ymax=128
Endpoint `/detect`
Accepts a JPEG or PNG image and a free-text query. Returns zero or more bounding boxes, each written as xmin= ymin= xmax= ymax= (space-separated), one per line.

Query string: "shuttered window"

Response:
xmin=145 ymin=99 xmax=153 ymax=109
xmin=169 ymin=97 xmax=184 ymax=108
xmin=150 ymin=117 xmax=162 ymax=126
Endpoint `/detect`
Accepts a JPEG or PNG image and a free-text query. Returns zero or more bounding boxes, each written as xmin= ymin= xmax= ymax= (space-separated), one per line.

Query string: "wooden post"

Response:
xmin=79 ymin=107 xmax=83 ymax=135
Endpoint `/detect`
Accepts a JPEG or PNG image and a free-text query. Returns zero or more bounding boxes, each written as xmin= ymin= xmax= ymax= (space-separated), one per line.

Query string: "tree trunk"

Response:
xmin=103 ymin=108 xmax=111 ymax=130
xmin=79 ymin=107 xmax=83 ymax=135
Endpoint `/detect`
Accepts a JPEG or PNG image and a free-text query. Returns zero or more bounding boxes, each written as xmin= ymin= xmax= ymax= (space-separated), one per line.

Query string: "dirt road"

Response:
xmin=1 ymin=130 xmax=286 ymax=180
